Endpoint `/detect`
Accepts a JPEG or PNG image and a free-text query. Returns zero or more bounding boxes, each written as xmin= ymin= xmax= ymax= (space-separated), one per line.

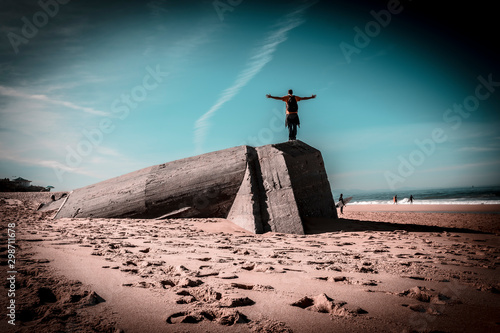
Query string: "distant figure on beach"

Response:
xmin=409 ymin=195 xmax=414 ymax=204
xmin=339 ymin=193 xmax=345 ymax=214
xmin=266 ymin=89 xmax=316 ymax=141
xmin=393 ymin=195 xmax=398 ymax=204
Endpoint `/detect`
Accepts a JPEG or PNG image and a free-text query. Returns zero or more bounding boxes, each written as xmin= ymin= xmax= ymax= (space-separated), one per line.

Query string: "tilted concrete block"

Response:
xmin=55 ymin=146 xmax=249 ymax=219
xmin=54 ymin=141 xmax=337 ymax=234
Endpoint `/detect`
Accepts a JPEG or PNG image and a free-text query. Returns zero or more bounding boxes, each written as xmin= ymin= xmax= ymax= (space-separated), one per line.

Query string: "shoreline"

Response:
xmin=345 ymin=204 xmax=500 ymax=213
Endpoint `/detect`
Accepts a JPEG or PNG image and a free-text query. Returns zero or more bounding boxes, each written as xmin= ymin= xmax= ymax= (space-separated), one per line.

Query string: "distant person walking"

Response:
xmin=266 ymin=89 xmax=316 ymax=141
xmin=339 ymin=193 xmax=345 ymax=215
xmin=393 ymin=195 xmax=398 ymax=204
xmin=409 ymin=195 xmax=414 ymax=204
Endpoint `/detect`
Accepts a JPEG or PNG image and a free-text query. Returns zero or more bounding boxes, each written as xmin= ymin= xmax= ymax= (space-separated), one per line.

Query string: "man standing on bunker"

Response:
xmin=266 ymin=89 xmax=316 ymax=141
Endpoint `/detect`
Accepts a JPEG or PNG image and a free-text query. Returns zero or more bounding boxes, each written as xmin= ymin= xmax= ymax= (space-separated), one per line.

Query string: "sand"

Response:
xmin=1 ymin=193 xmax=499 ymax=332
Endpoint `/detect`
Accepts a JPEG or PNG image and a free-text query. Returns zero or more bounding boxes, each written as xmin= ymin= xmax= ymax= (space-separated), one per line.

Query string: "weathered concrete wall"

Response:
xmin=55 ymin=141 xmax=337 ymax=234
xmin=143 ymin=146 xmax=248 ymax=219
xmin=228 ymin=141 xmax=337 ymax=234
xmin=55 ymin=167 xmax=152 ymax=219
xmin=254 ymin=144 xmax=305 ymax=234
xmin=274 ymin=142 xmax=337 ymax=220
xmin=55 ymin=146 xmax=249 ymax=219
xmin=226 ymin=147 xmax=264 ymax=234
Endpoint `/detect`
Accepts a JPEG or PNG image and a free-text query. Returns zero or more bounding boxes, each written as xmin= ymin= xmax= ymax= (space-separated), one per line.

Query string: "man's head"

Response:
xmin=288 ymin=89 xmax=293 ymax=95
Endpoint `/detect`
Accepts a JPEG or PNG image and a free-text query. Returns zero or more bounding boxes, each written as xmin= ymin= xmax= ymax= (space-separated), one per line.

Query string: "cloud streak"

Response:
xmin=420 ymin=160 xmax=500 ymax=173
xmin=193 ymin=2 xmax=316 ymax=152
xmin=458 ymin=146 xmax=499 ymax=153
xmin=0 ymin=144 xmax=99 ymax=180
xmin=0 ymin=85 xmax=109 ymax=116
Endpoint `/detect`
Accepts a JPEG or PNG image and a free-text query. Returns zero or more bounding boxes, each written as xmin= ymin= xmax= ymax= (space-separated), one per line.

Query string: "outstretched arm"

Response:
xmin=298 ymin=94 xmax=316 ymax=100
xmin=266 ymin=94 xmax=283 ymax=100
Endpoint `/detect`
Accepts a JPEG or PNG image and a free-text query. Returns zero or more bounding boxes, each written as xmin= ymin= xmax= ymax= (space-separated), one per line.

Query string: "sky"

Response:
xmin=1 ymin=0 xmax=499 ymax=192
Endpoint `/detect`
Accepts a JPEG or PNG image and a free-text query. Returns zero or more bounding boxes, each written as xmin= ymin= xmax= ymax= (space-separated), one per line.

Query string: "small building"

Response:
xmin=12 ymin=177 xmax=31 ymax=187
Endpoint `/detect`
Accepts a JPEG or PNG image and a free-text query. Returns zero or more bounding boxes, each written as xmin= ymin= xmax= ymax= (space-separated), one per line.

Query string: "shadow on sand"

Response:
xmin=304 ymin=217 xmax=490 ymax=235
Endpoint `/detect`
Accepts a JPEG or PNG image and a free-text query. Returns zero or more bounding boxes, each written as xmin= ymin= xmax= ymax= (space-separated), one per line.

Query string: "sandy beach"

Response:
xmin=1 ymin=192 xmax=499 ymax=332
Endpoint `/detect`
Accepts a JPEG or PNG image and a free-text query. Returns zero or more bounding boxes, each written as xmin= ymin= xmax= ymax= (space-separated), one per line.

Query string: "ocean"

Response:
xmin=333 ymin=186 xmax=500 ymax=205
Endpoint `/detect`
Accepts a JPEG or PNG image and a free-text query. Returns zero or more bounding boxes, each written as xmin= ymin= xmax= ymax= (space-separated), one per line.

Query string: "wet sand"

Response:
xmin=348 ymin=204 xmax=500 ymax=213
xmin=1 ymin=193 xmax=499 ymax=332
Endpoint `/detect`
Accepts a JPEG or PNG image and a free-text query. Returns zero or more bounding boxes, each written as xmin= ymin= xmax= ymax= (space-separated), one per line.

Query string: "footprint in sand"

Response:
xmin=398 ymin=286 xmax=459 ymax=305
xmin=230 ymin=282 xmax=274 ymax=291
xmin=291 ymin=293 xmax=367 ymax=316
xmin=166 ymin=308 xmax=249 ymax=326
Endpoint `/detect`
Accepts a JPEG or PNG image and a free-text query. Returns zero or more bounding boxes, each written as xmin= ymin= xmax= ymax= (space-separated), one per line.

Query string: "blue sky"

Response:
xmin=1 ymin=0 xmax=499 ymax=192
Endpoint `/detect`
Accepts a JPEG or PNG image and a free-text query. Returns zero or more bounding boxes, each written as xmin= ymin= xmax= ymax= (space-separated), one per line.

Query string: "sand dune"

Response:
xmin=1 ymin=193 xmax=499 ymax=332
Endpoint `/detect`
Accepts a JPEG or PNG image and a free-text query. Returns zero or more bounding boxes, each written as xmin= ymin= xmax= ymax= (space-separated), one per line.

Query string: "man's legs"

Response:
xmin=288 ymin=123 xmax=297 ymax=140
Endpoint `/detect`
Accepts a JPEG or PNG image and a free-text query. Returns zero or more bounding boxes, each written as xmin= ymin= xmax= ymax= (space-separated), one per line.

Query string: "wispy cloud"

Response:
xmin=193 ymin=2 xmax=317 ymax=152
xmin=95 ymin=146 xmax=122 ymax=157
xmin=0 ymin=145 xmax=100 ymax=179
xmin=143 ymin=0 xmax=217 ymax=61
xmin=0 ymin=85 xmax=109 ymax=116
xmin=164 ymin=24 xmax=218 ymax=63
xmin=334 ymin=169 xmax=384 ymax=178
xmin=458 ymin=146 xmax=500 ymax=153
xmin=421 ymin=160 xmax=500 ymax=173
